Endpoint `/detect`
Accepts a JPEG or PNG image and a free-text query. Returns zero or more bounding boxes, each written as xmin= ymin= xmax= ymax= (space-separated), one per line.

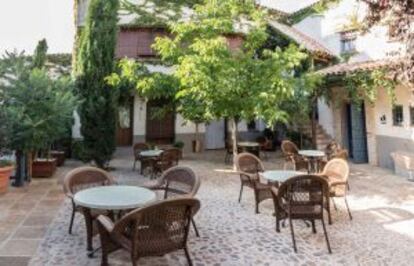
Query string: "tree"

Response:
xmin=32 ymin=39 xmax=48 ymax=69
xmin=362 ymin=0 xmax=414 ymax=83
xmin=0 ymin=50 xmax=77 ymax=186
xmin=74 ymin=0 xmax=120 ymax=168
xmin=153 ymin=0 xmax=307 ymax=157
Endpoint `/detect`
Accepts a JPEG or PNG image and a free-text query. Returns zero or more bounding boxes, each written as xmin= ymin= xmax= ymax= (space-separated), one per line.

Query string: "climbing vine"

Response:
xmin=121 ymin=0 xmax=202 ymax=27
xmin=343 ymin=69 xmax=397 ymax=104
xmin=281 ymin=0 xmax=340 ymax=25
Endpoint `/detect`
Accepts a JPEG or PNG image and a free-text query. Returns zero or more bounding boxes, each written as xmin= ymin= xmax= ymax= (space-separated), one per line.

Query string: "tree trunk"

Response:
xmin=12 ymin=150 xmax=29 ymax=187
xmin=231 ymin=118 xmax=238 ymax=169
xmin=311 ymin=98 xmax=317 ymax=149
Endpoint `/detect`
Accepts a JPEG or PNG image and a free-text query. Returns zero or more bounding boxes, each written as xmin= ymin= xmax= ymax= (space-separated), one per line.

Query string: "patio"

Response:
xmin=0 ymin=149 xmax=414 ymax=265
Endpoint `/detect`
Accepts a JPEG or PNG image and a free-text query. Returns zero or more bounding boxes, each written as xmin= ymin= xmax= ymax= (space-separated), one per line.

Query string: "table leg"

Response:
xmin=82 ymin=207 xmax=94 ymax=252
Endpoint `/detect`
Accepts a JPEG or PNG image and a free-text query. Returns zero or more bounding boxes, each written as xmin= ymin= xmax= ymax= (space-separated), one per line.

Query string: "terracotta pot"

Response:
xmin=0 ymin=166 xmax=14 ymax=194
xmin=32 ymin=159 xmax=57 ymax=178
xmin=192 ymin=140 xmax=202 ymax=153
xmin=51 ymin=151 xmax=65 ymax=166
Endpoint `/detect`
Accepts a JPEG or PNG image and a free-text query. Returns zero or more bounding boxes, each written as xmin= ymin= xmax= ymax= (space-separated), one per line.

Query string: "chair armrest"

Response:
xmin=97 ymin=215 xmax=115 ymax=233
xmin=330 ymin=181 xmax=347 ymax=187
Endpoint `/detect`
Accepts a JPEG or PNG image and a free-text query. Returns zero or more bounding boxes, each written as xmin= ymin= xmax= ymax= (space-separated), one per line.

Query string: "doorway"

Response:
xmin=345 ymin=103 xmax=368 ymax=163
xmin=146 ymin=99 xmax=175 ymax=144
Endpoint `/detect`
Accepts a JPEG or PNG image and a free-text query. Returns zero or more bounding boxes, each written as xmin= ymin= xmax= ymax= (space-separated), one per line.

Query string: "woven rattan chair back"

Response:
xmin=63 ymin=166 xmax=115 ymax=196
xmin=235 ymin=152 xmax=264 ymax=174
xmin=322 ymin=158 xmax=349 ymax=183
xmin=160 ymin=166 xmax=200 ymax=199
xmin=281 ymin=140 xmax=299 ymax=156
xmin=277 ymin=174 xmax=328 ymax=214
xmin=133 ymin=143 xmax=149 ymax=159
xmin=112 ymin=198 xmax=200 ymax=258
xmin=159 ymin=148 xmax=180 ymax=169
xmin=333 ymin=149 xmax=349 ymax=160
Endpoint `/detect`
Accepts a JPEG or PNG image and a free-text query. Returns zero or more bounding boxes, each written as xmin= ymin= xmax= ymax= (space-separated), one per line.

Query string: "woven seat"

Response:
xmin=63 ymin=166 xmax=115 ymax=251
xmin=235 ymin=153 xmax=272 ymax=214
xmin=97 ymin=198 xmax=200 ymax=266
xmin=271 ymin=174 xmax=331 ymax=253
xmin=146 ymin=166 xmax=201 ymax=237
xmin=319 ymin=158 xmax=352 ymax=224
xmin=281 ymin=140 xmax=308 ymax=171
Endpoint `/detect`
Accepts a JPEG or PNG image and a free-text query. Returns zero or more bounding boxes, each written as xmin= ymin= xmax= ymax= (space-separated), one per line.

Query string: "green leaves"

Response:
xmin=0 ymin=53 xmax=78 ymax=153
xmin=75 ymin=0 xmax=119 ymax=167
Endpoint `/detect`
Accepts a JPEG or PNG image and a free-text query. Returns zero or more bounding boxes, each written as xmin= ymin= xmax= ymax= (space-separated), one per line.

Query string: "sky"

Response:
xmin=0 ymin=0 xmax=75 ymax=56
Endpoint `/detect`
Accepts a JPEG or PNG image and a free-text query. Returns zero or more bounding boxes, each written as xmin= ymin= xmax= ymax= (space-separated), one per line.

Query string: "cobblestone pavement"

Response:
xmin=2 ymin=149 xmax=414 ymax=265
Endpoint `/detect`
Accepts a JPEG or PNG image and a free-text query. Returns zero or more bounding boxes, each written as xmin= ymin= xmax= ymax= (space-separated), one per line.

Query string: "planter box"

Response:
xmin=51 ymin=151 xmax=65 ymax=166
xmin=32 ymin=159 xmax=57 ymax=178
xmin=391 ymin=151 xmax=414 ymax=181
xmin=0 ymin=166 xmax=14 ymax=194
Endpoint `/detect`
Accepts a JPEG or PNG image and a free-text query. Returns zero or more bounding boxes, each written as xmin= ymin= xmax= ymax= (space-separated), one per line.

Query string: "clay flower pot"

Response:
xmin=32 ymin=158 xmax=57 ymax=178
xmin=51 ymin=151 xmax=66 ymax=166
xmin=0 ymin=166 xmax=14 ymax=194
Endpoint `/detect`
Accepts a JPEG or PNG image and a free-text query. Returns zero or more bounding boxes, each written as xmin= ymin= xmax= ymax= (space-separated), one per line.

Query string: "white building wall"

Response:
xmin=133 ymin=96 xmax=146 ymax=136
xmin=294 ymin=0 xmax=402 ymax=61
xmin=374 ymin=85 xmax=414 ymax=140
xmin=317 ymin=98 xmax=334 ymax=137
xmin=175 ymin=114 xmax=206 ymax=134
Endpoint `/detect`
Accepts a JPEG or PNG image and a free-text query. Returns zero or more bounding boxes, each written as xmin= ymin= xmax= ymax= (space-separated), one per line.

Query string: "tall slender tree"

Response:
xmin=74 ymin=0 xmax=120 ymax=168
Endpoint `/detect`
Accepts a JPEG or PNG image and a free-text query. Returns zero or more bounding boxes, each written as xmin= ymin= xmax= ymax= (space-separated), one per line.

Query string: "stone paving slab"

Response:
xmin=2 ymin=149 xmax=414 ymax=265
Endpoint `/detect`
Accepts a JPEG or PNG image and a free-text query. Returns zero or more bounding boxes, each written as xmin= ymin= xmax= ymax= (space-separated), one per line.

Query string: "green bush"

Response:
xmin=173 ymin=141 xmax=185 ymax=149
xmin=0 ymin=160 xmax=13 ymax=168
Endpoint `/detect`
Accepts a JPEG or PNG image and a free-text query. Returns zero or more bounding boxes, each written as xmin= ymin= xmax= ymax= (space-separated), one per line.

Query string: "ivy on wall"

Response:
xmin=330 ymin=69 xmax=397 ymax=105
xmin=121 ymin=0 xmax=202 ymax=27
xmin=281 ymin=0 xmax=340 ymax=25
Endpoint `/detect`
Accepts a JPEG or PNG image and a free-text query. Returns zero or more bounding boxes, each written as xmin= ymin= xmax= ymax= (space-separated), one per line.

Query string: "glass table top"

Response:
xmin=140 ymin=150 xmax=163 ymax=157
xmin=299 ymin=150 xmax=325 ymax=157
xmin=260 ymin=170 xmax=305 ymax=183
xmin=74 ymin=185 xmax=156 ymax=210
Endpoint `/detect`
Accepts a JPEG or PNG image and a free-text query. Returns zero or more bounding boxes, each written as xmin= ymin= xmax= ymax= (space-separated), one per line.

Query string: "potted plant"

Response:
xmin=173 ymin=140 xmax=185 ymax=158
xmin=0 ymin=159 xmax=14 ymax=194
xmin=0 ymin=45 xmax=77 ymax=182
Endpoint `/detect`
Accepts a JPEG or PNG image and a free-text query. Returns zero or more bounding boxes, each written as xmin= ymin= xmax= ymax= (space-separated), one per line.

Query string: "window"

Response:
xmin=392 ymin=105 xmax=404 ymax=126
xmin=340 ymin=31 xmax=357 ymax=54
xmin=410 ymin=106 xmax=414 ymax=126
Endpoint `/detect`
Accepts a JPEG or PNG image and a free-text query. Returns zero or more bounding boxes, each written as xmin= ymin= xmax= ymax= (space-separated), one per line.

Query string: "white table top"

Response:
xmin=260 ymin=170 xmax=304 ymax=183
xmin=74 ymin=185 xmax=156 ymax=210
xmin=140 ymin=150 xmax=163 ymax=157
xmin=238 ymin=141 xmax=259 ymax=147
xmin=299 ymin=150 xmax=325 ymax=157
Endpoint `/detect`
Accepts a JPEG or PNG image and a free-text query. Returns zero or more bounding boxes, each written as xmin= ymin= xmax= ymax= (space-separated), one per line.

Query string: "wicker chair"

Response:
xmin=132 ymin=143 xmax=150 ymax=173
xmin=146 ymin=166 xmax=201 ymax=237
xmin=325 ymin=141 xmax=341 ymax=160
xmin=281 ymin=140 xmax=308 ymax=171
xmin=153 ymin=148 xmax=181 ymax=175
xmin=63 ymin=166 xmax=115 ymax=251
xmin=256 ymin=136 xmax=271 ymax=160
xmin=271 ymin=174 xmax=331 ymax=253
xmin=235 ymin=153 xmax=272 ymax=214
xmin=97 ymin=198 xmax=200 ymax=266
xmin=319 ymin=158 xmax=352 ymax=224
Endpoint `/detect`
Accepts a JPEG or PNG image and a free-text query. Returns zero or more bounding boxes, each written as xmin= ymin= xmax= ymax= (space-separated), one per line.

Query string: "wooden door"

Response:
xmin=116 ymin=101 xmax=133 ymax=146
xmin=146 ymin=99 xmax=175 ymax=144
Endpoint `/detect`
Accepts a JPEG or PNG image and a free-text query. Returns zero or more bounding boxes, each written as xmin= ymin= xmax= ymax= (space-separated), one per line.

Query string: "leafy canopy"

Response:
xmin=109 ymin=0 xmax=308 ymax=128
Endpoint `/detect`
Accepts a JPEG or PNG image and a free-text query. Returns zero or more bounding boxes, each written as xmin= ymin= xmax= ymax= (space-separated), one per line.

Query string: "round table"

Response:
xmin=74 ymin=185 xmax=156 ymax=256
xmin=74 ymin=185 xmax=156 ymax=210
xmin=139 ymin=150 xmax=163 ymax=177
xmin=140 ymin=150 xmax=163 ymax=157
xmin=260 ymin=170 xmax=305 ymax=184
xmin=238 ymin=142 xmax=260 ymax=157
xmin=298 ymin=150 xmax=325 ymax=173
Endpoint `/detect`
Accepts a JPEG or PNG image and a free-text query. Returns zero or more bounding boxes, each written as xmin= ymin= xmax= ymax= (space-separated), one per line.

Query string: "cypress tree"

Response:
xmin=74 ymin=0 xmax=119 ymax=168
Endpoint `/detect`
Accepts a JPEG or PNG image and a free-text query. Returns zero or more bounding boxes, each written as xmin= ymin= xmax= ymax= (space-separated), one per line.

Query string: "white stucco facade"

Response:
xmin=294 ymin=0 xmax=402 ymax=62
